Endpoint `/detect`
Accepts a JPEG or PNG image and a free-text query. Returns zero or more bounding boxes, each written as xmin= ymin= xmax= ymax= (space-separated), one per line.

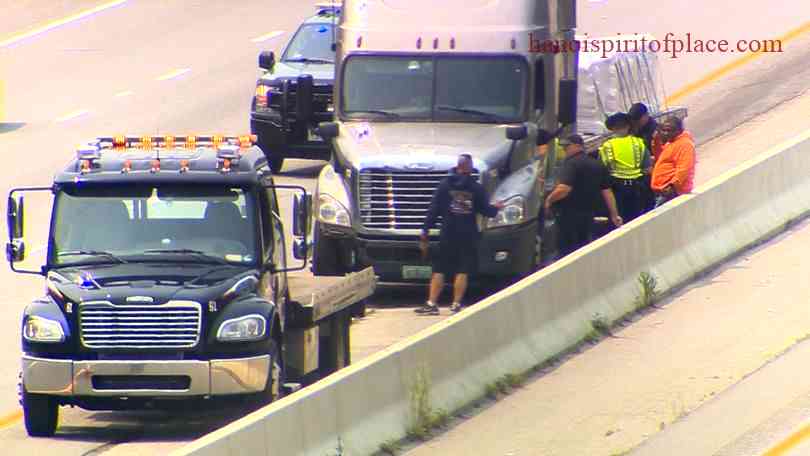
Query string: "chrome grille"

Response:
xmin=358 ymin=169 xmax=479 ymax=230
xmin=79 ymin=301 xmax=202 ymax=349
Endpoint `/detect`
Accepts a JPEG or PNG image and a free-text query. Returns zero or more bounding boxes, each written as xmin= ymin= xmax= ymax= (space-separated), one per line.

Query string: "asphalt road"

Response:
xmin=0 ymin=0 xmax=808 ymax=454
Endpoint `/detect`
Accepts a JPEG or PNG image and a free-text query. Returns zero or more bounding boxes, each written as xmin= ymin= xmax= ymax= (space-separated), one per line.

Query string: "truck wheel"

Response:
xmin=21 ymin=390 xmax=58 ymax=437
xmin=351 ymin=299 xmax=367 ymax=318
xmin=311 ymin=222 xmax=343 ymax=276
xmin=268 ymin=155 xmax=285 ymax=173
xmin=258 ymin=339 xmax=284 ymax=405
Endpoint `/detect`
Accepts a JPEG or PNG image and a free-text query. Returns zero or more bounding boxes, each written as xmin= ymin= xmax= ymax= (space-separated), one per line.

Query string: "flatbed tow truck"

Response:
xmin=5 ymin=134 xmax=375 ymax=437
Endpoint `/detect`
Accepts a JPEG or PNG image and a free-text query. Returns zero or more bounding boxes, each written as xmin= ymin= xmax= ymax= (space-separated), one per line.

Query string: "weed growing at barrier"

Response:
xmin=634 ymin=271 xmax=660 ymax=310
xmin=379 ymin=439 xmax=401 ymax=455
xmin=591 ymin=312 xmax=611 ymax=336
xmin=404 ymin=364 xmax=451 ymax=442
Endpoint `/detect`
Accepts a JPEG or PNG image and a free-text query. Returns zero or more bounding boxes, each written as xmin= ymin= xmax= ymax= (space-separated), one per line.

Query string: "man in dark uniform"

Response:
xmin=416 ymin=154 xmax=504 ymax=315
xmin=629 ymin=103 xmax=658 ymax=213
xmin=544 ymin=134 xmax=623 ymax=257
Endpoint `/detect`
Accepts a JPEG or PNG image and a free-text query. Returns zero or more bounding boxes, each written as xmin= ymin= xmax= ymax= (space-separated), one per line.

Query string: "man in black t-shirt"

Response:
xmin=544 ymin=135 xmax=623 ymax=257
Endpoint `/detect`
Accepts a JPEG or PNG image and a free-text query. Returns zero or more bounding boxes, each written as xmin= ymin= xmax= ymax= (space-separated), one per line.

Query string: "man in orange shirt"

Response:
xmin=650 ymin=117 xmax=696 ymax=207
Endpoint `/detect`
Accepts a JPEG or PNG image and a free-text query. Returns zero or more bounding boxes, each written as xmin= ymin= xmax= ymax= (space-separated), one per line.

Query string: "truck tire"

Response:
xmin=311 ymin=222 xmax=343 ymax=276
xmin=259 ymin=338 xmax=284 ymax=405
xmin=21 ymin=390 xmax=58 ymax=437
xmin=268 ymin=154 xmax=285 ymax=173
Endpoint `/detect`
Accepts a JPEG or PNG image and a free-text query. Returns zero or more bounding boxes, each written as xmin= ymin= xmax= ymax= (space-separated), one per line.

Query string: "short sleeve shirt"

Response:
xmin=554 ymin=152 xmax=611 ymax=215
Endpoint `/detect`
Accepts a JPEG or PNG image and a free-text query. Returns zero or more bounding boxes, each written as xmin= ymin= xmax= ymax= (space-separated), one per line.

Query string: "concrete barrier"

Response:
xmin=172 ymin=128 xmax=810 ymax=456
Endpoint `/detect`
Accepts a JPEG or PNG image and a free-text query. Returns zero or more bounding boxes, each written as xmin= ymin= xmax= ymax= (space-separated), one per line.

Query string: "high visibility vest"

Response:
xmin=599 ymin=136 xmax=646 ymax=179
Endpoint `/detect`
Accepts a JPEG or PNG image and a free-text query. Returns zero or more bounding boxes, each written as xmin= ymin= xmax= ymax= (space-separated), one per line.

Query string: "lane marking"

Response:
xmin=251 ymin=30 xmax=284 ymax=43
xmin=666 ymin=19 xmax=810 ymax=105
xmin=155 ymin=68 xmax=191 ymax=81
xmin=0 ymin=410 xmax=22 ymax=430
xmin=0 ymin=0 xmax=128 ymax=49
xmin=762 ymin=420 xmax=810 ymax=456
xmin=55 ymin=109 xmax=90 ymax=122
xmin=114 ymin=90 xmax=134 ymax=98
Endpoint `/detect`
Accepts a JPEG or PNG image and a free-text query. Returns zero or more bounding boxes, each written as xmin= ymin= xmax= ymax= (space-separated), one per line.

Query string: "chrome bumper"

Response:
xmin=21 ymin=355 xmax=270 ymax=397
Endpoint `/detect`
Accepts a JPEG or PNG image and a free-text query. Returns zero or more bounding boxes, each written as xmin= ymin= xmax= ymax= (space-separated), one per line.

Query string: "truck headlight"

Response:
xmin=487 ymin=195 xmax=525 ymax=228
xmin=317 ymin=193 xmax=351 ymax=227
xmin=23 ymin=316 xmax=65 ymax=343
xmin=216 ymin=314 xmax=267 ymax=342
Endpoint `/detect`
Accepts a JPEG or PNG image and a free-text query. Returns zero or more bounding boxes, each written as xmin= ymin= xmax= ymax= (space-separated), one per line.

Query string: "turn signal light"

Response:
xmin=238 ymin=134 xmax=257 ymax=148
xmin=212 ymin=134 xmax=224 ymax=148
xmin=140 ymin=136 xmax=153 ymax=149
xmin=150 ymin=159 xmax=160 ymax=173
xmin=222 ymin=158 xmax=232 ymax=172
xmin=113 ymin=135 xmax=127 ymax=148
xmin=186 ymin=135 xmax=197 ymax=148
xmin=180 ymin=159 xmax=190 ymax=172
xmin=122 ymin=160 xmax=132 ymax=173
xmin=164 ymin=135 xmax=175 ymax=149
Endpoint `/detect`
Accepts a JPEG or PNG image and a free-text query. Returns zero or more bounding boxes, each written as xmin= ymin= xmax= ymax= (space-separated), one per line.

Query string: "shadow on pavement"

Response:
xmin=0 ymin=122 xmax=25 ymax=134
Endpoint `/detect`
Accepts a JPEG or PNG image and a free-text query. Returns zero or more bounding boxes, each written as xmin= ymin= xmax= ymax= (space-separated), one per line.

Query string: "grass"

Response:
xmin=634 ymin=271 xmax=660 ymax=310
xmin=378 ymin=439 xmax=401 ymax=455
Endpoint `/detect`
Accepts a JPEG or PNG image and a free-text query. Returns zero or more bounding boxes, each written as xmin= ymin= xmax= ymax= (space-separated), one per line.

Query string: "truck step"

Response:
xmin=283 ymin=383 xmax=303 ymax=394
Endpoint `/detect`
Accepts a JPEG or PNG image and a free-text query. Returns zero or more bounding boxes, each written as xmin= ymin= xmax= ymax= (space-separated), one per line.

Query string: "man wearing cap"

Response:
xmin=598 ymin=112 xmax=651 ymax=223
xmin=629 ymin=103 xmax=659 ymax=213
xmin=544 ymin=134 xmax=622 ymax=257
xmin=416 ymin=154 xmax=505 ymax=315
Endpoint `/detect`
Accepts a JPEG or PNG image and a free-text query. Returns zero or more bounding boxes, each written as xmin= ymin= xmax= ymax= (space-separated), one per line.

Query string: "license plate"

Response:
xmin=402 ymin=265 xmax=432 ymax=280
xmin=308 ymin=128 xmax=323 ymax=142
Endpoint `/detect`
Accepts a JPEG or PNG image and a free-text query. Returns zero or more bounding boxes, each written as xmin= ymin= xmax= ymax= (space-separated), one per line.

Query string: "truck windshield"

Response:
xmin=341 ymin=55 xmax=528 ymax=122
xmin=282 ymin=23 xmax=335 ymax=64
xmin=50 ymin=185 xmax=258 ymax=267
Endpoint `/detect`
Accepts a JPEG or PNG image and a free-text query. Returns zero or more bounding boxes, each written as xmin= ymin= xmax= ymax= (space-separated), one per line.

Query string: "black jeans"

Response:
xmin=639 ymin=174 xmax=656 ymax=213
xmin=611 ymin=177 xmax=644 ymax=223
xmin=556 ymin=211 xmax=594 ymax=258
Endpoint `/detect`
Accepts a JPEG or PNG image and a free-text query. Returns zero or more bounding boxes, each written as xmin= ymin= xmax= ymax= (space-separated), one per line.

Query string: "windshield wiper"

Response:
xmin=284 ymin=57 xmax=334 ymax=64
xmin=142 ymin=249 xmax=229 ymax=265
xmin=436 ymin=105 xmax=506 ymax=122
xmin=347 ymin=109 xmax=401 ymax=119
xmin=57 ymin=250 xmax=128 ymax=264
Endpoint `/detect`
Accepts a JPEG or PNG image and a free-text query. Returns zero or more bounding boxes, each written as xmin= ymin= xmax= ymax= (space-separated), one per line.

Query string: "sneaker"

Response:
xmin=450 ymin=302 xmax=463 ymax=313
xmin=415 ymin=303 xmax=439 ymax=315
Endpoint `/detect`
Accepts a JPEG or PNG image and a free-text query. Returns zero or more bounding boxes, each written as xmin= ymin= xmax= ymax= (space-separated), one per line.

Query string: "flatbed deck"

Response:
xmin=286 ymin=267 xmax=377 ymax=326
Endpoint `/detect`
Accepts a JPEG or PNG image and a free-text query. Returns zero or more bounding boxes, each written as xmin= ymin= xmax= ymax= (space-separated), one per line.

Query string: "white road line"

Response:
xmin=55 ymin=109 xmax=90 ymax=122
xmin=0 ymin=0 xmax=128 ymax=49
xmin=251 ymin=30 xmax=284 ymax=43
xmin=155 ymin=68 xmax=191 ymax=81
xmin=114 ymin=90 xmax=134 ymax=98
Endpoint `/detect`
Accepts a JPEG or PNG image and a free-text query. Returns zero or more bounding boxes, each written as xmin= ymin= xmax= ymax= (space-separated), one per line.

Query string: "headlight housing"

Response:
xmin=23 ymin=316 xmax=65 ymax=343
xmin=487 ymin=195 xmax=526 ymax=228
xmin=216 ymin=314 xmax=267 ymax=342
xmin=254 ymin=85 xmax=281 ymax=111
xmin=317 ymin=193 xmax=351 ymax=227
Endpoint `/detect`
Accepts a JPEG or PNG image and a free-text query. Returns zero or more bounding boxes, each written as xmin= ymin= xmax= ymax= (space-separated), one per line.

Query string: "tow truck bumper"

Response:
xmin=250 ymin=113 xmax=331 ymax=161
xmin=22 ymin=354 xmax=270 ymax=397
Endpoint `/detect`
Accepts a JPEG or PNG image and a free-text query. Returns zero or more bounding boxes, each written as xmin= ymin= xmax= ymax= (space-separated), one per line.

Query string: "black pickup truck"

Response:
xmin=250 ymin=4 xmax=339 ymax=172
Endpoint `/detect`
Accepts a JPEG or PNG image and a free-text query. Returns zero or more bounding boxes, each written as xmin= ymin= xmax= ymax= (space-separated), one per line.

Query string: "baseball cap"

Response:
xmin=628 ymin=103 xmax=649 ymax=121
xmin=605 ymin=112 xmax=630 ymax=129
xmin=560 ymin=134 xmax=584 ymax=146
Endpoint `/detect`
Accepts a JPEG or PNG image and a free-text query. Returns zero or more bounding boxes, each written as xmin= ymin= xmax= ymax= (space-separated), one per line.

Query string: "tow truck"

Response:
xmin=250 ymin=2 xmax=341 ymax=173
xmin=5 ymin=134 xmax=375 ymax=437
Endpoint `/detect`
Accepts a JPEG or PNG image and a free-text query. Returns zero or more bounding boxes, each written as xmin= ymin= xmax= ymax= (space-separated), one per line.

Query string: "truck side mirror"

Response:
xmin=6 ymin=239 xmax=25 ymax=263
xmin=7 ymin=196 xmax=23 ymax=239
xmin=292 ymin=193 xmax=312 ymax=238
xmin=558 ymin=80 xmax=577 ymax=126
xmin=259 ymin=51 xmax=276 ymax=71
xmin=316 ymin=122 xmax=339 ymax=140
xmin=506 ymin=125 xmax=527 ymax=141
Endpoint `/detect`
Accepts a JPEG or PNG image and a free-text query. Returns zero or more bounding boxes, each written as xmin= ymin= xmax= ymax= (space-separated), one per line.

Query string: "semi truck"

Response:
xmin=5 ymin=134 xmax=375 ymax=437
xmin=308 ymin=0 xmax=686 ymax=282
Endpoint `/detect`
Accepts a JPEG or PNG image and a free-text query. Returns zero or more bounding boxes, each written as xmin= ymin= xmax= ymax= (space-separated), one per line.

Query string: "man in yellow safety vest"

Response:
xmin=598 ymin=112 xmax=651 ymax=223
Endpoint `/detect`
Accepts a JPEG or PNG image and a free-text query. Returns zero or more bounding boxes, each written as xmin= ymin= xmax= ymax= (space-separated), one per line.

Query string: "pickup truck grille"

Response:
xmin=268 ymin=83 xmax=333 ymax=124
xmin=358 ymin=169 xmax=479 ymax=230
xmin=79 ymin=301 xmax=202 ymax=349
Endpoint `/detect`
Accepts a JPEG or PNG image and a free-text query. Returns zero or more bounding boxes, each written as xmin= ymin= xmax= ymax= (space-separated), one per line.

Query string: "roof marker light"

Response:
xmin=450 ymin=37 xmax=456 ymax=49
xmin=122 ymin=160 xmax=132 ymax=173
xmin=433 ymin=38 xmax=438 ymax=49
xmin=222 ymin=158 xmax=232 ymax=173
xmin=238 ymin=134 xmax=257 ymax=148
xmin=416 ymin=37 xmax=422 ymax=49
xmin=150 ymin=159 xmax=160 ymax=173
xmin=356 ymin=36 xmax=362 ymax=48
xmin=511 ymin=38 xmax=516 ymax=49
xmin=179 ymin=159 xmax=190 ymax=173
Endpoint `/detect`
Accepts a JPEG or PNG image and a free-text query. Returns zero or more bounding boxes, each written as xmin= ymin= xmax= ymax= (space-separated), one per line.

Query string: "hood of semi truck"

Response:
xmin=333 ymin=121 xmax=516 ymax=171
